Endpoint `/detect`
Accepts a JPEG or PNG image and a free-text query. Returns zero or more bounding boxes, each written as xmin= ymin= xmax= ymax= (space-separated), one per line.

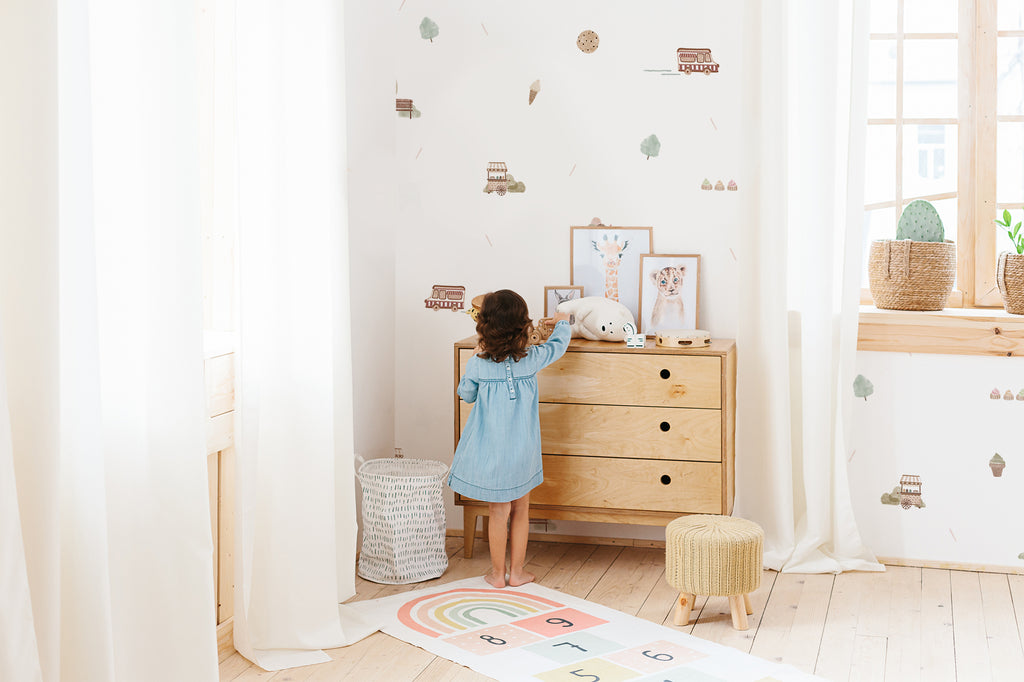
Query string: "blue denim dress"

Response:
xmin=448 ymin=321 xmax=571 ymax=502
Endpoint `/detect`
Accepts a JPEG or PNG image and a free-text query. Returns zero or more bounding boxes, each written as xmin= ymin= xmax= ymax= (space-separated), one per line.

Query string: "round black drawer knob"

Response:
xmin=660 ymin=421 xmax=671 ymax=432
xmin=660 ymin=369 xmax=671 ymax=379
xmin=660 ymin=474 xmax=671 ymax=485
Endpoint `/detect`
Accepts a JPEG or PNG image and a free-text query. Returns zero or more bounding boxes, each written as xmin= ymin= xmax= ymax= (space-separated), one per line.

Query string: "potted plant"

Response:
xmin=993 ymin=209 xmax=1024 ymax=314
xmin=868 ymin=200 xmax=956 ymax=310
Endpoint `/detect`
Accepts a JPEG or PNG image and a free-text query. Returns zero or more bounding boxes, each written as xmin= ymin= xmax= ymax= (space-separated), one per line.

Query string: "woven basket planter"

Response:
xmin=868 ymin=239 xmax=956 ymax=311
xmin=997 ymin=252 xmax=1024 ymax=315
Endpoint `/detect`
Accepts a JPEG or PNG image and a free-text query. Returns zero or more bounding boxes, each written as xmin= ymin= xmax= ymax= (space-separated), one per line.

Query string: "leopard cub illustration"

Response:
xmin=650 ymin=266 xmax=687 ymax=329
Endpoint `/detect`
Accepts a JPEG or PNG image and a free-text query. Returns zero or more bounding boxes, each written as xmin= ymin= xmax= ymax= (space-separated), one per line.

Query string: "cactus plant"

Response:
xmin=896 ymin=199 xmax=945 ymax=242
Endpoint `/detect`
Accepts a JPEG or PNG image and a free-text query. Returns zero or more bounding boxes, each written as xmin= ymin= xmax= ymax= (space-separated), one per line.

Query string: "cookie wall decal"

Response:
xmin=577 ymin=30 xmax=599 ymax=53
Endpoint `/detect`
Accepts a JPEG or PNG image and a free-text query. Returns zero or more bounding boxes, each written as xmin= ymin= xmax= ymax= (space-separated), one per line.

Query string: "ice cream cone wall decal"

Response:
xmin=528 ymin=80 xmax=541 ymax=105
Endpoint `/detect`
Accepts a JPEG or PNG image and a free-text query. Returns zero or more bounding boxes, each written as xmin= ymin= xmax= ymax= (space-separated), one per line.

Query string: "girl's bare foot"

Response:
xmin=484 ymin=570 xmax=506 ymax=588
xmin=508 ymin=570 xmax=535 ymax=587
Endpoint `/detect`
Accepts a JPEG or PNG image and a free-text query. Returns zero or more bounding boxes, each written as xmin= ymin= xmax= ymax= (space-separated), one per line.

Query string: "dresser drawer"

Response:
xmin=459 ymin=402 xmax=722 ymax=462
xmin=538 ymin=352 xmax=721 ymax=408
xmin=539 ymin=403 xmax=721 ymax=462
xmin=531 ymin=455 xmax=722 ymax=514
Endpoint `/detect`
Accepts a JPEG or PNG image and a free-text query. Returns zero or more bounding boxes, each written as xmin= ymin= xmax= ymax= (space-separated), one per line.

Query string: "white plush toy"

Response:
xmin=556 ymin=296 xmax=636 ymax=342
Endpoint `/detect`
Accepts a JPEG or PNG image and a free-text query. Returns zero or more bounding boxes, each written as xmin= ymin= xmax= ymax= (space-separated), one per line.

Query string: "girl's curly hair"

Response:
xmin=476 ymin=289 xmax=532 ymax=362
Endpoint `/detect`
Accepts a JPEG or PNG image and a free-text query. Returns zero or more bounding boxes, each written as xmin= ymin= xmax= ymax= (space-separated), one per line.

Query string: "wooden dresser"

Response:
xmin=453 ymin=335 xmax=736 ymax=558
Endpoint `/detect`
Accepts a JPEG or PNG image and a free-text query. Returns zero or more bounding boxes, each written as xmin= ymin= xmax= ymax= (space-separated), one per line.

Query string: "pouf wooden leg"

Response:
xmin=729 ymin=595 xmax=749 ymax=630
xmin=743 ymin=593 xmax=753 ymax=615
xmin=673 ymin=592 xmax=695 ymax=626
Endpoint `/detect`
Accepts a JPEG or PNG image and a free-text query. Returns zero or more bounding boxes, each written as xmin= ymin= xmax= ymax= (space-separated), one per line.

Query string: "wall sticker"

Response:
xmin=990 ymin=453 xmax=1006 ymax=477
xmin=425 ymin=285 xmax=465 ymax=311
xmin=529 ymin=80 xmax=541 ymax=105
xmin=880 ymin=475 xmax=925 ymax=508
xmin=643 ymin=48 xmax=721 ymax=77
xmin=640 ymin=134 xmax=661 ymax=160
xmin=991 ymin=387 xmax=1001 ymax=399
xmin=853 ymin=374 xmax=874 ymax=400
xmin=482 ymin=162 xmax=526 ymax=195
xmin=676 ymin=47 xmax=720 ymax=74
xmin=420 ymin=17 xmax=439 ymax=43
xmin=577 ymin=30 xmax=599 ymax=53
xmin=396 ymin=98 xmax=421 ymax=119
xmin=1005 ymin=389 xmax=1015 ymax=400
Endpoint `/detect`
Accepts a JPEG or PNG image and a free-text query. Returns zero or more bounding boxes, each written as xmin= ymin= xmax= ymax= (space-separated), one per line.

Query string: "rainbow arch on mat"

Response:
xmin=397 ymin=588 xmax=565 ymax=638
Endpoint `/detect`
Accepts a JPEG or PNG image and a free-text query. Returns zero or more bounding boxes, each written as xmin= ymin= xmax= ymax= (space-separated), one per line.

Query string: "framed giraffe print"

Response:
xmin=543 ymin=285 xmax=583 ymax=317
xmin=570 ymin=226 xmax=653 ymax=324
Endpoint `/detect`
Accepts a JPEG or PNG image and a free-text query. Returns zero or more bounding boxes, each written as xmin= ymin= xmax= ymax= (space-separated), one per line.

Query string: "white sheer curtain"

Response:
xmin=734 ymin=0 xmax=884 ymax=573
xmin=227 ymin=0 xmax=376 ymax=671
xmin=1 ymin=1 xmax=218 ymax=681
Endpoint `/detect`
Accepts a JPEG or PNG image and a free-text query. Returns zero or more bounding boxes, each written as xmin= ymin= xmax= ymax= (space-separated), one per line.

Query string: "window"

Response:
xmin=863 ymin=0 xmax=1024 ymax=308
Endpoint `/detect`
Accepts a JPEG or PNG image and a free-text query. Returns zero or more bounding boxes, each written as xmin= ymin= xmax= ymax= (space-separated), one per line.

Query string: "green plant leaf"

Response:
xmin=1004 ymin=208 xmax=1012 ymax=224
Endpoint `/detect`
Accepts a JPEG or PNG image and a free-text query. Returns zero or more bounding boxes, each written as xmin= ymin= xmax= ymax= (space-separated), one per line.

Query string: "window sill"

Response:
xmin=857 ymin=306 xmax=1024 ymax=357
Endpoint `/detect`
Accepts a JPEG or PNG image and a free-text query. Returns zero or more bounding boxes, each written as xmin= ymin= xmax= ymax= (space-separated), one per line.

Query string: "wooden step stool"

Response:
xmin=665 ymin=515 xmax=764 ymax=630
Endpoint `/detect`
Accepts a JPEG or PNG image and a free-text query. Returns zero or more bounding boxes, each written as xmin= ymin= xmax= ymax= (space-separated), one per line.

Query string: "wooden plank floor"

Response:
xmin=220 ymin=538 xmax=1024 ymax=681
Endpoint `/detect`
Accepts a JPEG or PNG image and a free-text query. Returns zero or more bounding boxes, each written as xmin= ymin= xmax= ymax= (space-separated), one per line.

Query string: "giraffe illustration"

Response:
xmin=592 ymin=233 xmax=630 ymax=301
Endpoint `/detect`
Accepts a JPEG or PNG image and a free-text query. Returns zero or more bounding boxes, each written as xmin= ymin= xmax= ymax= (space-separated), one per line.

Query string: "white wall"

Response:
xmin=849 ymin=351 xmax=1024 ymax=568
xmin=344 ymin=0 xmax=1024 ymax=567
xmin=375 ymin=1 xmax=749 ymax=540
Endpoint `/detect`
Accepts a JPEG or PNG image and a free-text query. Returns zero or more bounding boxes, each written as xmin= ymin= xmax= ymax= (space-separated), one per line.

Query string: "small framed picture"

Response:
xmin=570 ymin=226 xmax=653 ymax=323
xmin=543 ymin=285 xmax=583 ymax=317
xmin=637 ymin=254 xmax=701 ymax=334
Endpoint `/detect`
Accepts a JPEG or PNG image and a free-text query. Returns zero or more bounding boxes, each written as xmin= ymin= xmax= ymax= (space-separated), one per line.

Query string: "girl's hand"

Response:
xmin=551 ymin=311 xmax=572 ymax=325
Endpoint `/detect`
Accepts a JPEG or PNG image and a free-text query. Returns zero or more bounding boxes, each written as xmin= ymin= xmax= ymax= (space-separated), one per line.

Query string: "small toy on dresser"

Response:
xmin=555 ymin=296 xmax=635 ymax=342
xmin=655 ymin=329 xmax=711 ymax=348
xmin=622 ymin=323 xmax=645 ymax=348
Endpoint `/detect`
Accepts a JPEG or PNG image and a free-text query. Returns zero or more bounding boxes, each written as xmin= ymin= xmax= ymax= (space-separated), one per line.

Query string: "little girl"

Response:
xmin=448 ymin=289 xmax=572 ymax=588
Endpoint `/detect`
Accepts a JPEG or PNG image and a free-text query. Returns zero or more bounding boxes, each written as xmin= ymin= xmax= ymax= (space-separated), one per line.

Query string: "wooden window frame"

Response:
xmin=858 ymin=0 xmax=1024 ymax=356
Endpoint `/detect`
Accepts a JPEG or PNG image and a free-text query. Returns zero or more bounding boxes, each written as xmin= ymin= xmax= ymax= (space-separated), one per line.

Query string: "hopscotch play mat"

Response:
xmin=347 ymin=576 xmax=828 ymax=682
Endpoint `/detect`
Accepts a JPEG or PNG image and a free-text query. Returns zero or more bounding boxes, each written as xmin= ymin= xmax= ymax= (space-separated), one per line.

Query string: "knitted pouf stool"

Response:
xmin=665 ymin=515 xmax=764 ymax=630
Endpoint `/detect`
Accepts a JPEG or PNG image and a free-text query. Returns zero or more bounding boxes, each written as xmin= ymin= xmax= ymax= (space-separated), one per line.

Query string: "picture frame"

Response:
xmin=637 ymin=254 xmax=701 ymax=335
xmin=570 ymin=226 xmax=653 ymax=323
xmin=543 ymin=285 xmax=583 ymax=317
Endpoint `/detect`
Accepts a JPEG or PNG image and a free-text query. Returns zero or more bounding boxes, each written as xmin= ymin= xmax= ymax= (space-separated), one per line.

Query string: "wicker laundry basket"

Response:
xmin=997 ymin=252 xmax=1024 ymax=315
xmin=357 ymin=458 xmax=449 ymax=584
xmin=868 ymin=239 xmax=956 ymax=311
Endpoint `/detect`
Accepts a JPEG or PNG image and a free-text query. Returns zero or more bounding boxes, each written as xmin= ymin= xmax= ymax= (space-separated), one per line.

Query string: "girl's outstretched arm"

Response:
xmin=532 ymin=319 xmax=571 ymax=369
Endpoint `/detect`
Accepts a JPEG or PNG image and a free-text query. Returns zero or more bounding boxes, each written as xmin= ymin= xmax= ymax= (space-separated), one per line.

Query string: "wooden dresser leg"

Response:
xmin=743 ymin=592 xmax=753 ymax=615
xmin=673 ymin=592 xmax=694 ymax=626
xmin=729 ymin=595 xmax=749 ymax=630
xmin=463 ymin=509 xmax=477 ymax=558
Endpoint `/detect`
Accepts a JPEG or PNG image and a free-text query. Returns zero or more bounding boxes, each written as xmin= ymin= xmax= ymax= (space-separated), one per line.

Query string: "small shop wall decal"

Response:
xmin=483 ymin=162 xmax=525 ymax=195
